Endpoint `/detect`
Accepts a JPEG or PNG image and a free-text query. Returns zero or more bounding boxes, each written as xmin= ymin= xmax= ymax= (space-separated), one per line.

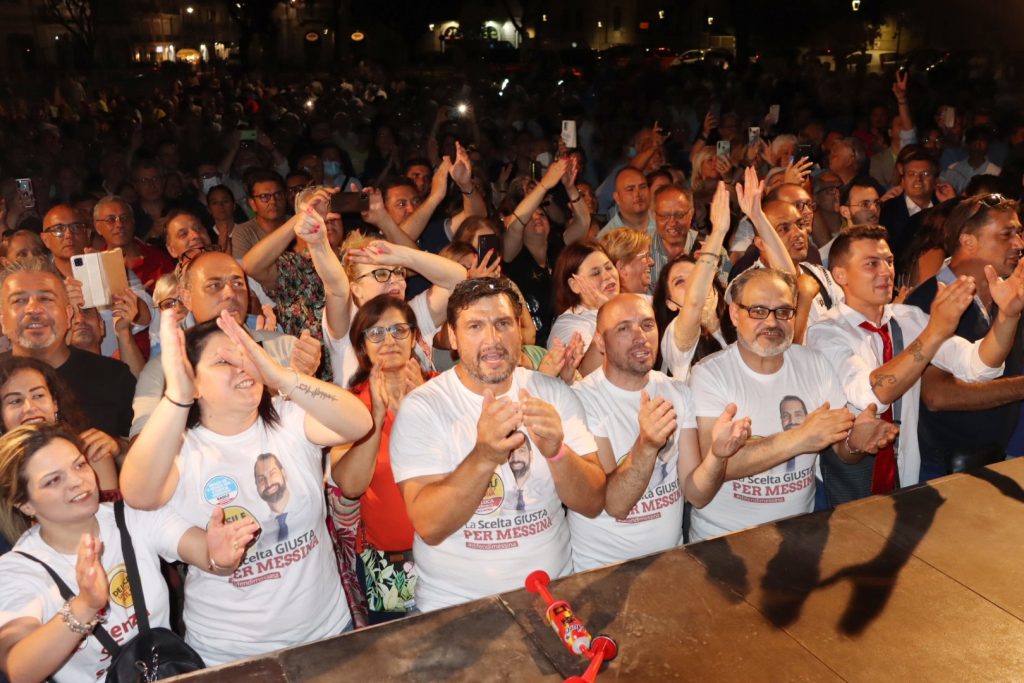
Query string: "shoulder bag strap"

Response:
xmin=113 ymin=500 xmax=150 ymax=632
xmin=14 ymin=550 xmax=122 ymax=656
xmin=799 ymin=263 xmax=833 ymax=309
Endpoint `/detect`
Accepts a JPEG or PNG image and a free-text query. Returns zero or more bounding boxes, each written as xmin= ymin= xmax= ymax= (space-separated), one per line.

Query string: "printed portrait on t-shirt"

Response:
xmin=254 ymin=453 xmax=292 ymax=542
xmin=779 ymin=396 xmax=808 ymax=471
xmin=651 ymin=441 xmax=676 ymax=488
xmin=503 ymin=432 xmax=537 ymax=514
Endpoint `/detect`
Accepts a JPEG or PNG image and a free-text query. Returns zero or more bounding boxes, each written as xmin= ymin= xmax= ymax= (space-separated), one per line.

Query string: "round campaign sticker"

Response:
xmin=220 ymin=505 xmax=262 ymax=546
xmin=475 ymin=473 xmax=505 ymax=515
xmin=107 ymin=564 xmax=133 ymax=608
xmin=203 ymin=475 xmax=239 ymax=505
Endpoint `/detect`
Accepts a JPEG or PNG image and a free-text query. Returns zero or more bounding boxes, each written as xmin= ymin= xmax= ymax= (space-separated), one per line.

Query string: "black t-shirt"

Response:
xmin=504 ymin=232 xmax=565 ymax=348
xmin=56 ymin=347 xmax=136 ymax=437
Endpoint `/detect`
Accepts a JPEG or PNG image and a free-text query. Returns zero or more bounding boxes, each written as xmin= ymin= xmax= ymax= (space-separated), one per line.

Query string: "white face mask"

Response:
xmin=323 ymin=161 xmax=341 ymax=178
xmin=201 ymin=175 xmax=222 ymax=195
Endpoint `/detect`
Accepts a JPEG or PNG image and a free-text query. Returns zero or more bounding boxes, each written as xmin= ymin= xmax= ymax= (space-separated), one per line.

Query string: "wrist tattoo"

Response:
xmin=295 ymin=382 xmax=337 ymax=402
xmin=870 ymin=373 xmax=897 ymax=389
xmin=909 ymin=339 xmax=926 ymax=363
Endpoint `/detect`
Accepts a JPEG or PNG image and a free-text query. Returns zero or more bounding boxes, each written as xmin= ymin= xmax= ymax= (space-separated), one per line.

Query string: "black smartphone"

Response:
xmin=331 ymin=191 xmax=369 ymax=214
xmin=530 ymin=160 xmax=544 ymax=181
xmin=477 ymin=233 xmax=502 ymax=265
xmin=796 ymin=143 xmax=813 ymax=160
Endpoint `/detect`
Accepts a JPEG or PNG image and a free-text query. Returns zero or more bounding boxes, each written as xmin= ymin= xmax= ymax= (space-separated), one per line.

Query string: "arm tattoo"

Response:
xmin=908 ymin=339 xmax=926 ymax=363
xmin=295 ymin=382 xmax=338 ymax=402
xmin=870 ymin=373 xmax=897 ymax=390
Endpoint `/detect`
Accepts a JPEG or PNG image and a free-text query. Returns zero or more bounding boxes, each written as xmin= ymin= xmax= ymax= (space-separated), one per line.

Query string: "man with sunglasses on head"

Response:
xmin=806 ymin=224 xmax=1024 ymax=504
xmin=231 ymin=169 xmax=289 ymax=261
xmin=903 ymin=194 xmax=1024 ymax=479
xmin=688 ymin=268 xmax=896 ymax=541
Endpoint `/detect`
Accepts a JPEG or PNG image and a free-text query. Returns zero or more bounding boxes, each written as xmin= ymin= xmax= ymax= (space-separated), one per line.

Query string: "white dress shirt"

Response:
xmin=806 ymin=302 xmax=1003 ymax=486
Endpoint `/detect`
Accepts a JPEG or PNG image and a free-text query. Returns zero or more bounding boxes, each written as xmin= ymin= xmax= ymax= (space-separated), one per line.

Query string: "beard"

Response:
xmin=17 ymin=325 xmax=57 ymax=350
xmin=738 ymin=329 xmax=792 ymax=358
xmin=260 ymin=482 xmax=286 ymax=504
xmin=462 ymin=345 xmax=516 ymax=385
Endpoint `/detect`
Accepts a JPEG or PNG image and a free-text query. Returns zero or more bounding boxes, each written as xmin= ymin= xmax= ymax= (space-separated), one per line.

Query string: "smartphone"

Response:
xmin=942 ymin=106 xmax=956 ymax=129
xmin=561 ymin=120 xmax=578 ymax=150
xmin=15 ymin=178 xmax=34 ymax=209
xmin=797 ymin=143 xmax=813 ymax=160
xmin=768 ymin=104 xmax=781 ymax=124
xmin=331 ymin=191 xmax=370 ymax=214
xmin=530 ymin=160 xmax=544 ymax=181
xmin=748 ymin=127 xmax=761 ymax=145
xmin=240 ymin=129 xmax=258 ymax=142
xmin=716 ymin=140 xmax=731 ymax=158
xmin=71 ymin=249 xmax=130 ymax=309
xmin=477 ymin=234 xmax=502 ymax=265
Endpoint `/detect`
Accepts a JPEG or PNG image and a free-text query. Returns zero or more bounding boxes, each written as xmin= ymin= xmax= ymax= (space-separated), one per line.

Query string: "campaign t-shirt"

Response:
xmin=689 ymin=344 xmax=846 ymax=541
xmin=323 ymin=290 xmax=439 ymax=389
xmin=390 ymin=367 xmax=597 ymax=611
xmin=0 ymin=504 xmax=188 ymax=682
xmin=167 ymin=398 xmax=350 ymax=665
xmin=569 ymin=368 xmax=694 ymax=571
xmin=659 ymin=316 xmax=700 ymax=382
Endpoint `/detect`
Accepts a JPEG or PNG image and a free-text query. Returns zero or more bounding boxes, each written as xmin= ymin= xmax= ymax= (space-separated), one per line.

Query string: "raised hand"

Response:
xmin=735 ymin=165 xmax=765 ymax=221
xmin=709 ymin=180 xmax=731 ymax=236
xmin=206 ymin=505 xmax=260 ymax=572
xmin=539 ymin=158 xmax=569 ymax=191
xmin=430 ymin=157 xmax=453 ymax=199
xmin=935 ymin=179 xmax=957 ymax=203
xmin=986 ymin=260 xmax=1024 ymax=317
xmin=254 ymin=303 xmax=277 ymax=332
xmin=569 ymin=269 xmax=614 ymax=309
xmin=796 ymin=401 xmax=855 ymax=453
xmin=294 ymin=205 xmax=328 ymax=245
xmin=928 ymin=276 xmax=977 ymax=340
xmin=159 ymin=307 xmax=196 ymax=404
xmin=519 ymin=388 xmax=564 ymax=459
xmin=783 ymin=157 xmax=813 ymax=186
xmin=892 ymin=70 xmax=909 ymax=102
xmin=215 ymin=309 xmax=289 ymax=391
xmin=710 ymin=403 xmax=752 ymax=459
xmin=346 ymin=240 xmax=403 ymax=267
xmin=638 ymin=390 xmax=677 ymax=450
xmin=360 ymin=186 xmax=388 ymax=226
xmin=79 ymin=428 xmax=119 ymax=467
xmin=468 ymin=249 xmax=502 ymax=279
xmin=476 ymin=389 xmax=525 ymax=465
xmin=449 ymin=141 xmax=474 ymax=191
xmin=75 ymin=533 xmax=109 ymax=612
xmin=560 ymin=154 xmax=579 ymax=190
xmin=288 ymin=328 xmax=321 ymax=377
xmin=111 ymin=289 xmax=139 ymax=334
xmin=847 ymin=404 xmax=899 ymax=454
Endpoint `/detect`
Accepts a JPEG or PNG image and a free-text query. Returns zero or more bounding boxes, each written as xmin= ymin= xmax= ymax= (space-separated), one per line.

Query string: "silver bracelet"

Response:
xmin=59 ymin=599 xmax=106 ymax=635
xmin=845 ymin=432 xmax=869 ymax=457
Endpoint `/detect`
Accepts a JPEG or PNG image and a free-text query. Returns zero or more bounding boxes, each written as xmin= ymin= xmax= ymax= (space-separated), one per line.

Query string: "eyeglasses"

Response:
xmin=96 ymin=213 xmax=132 ymax=226
xmin=847 ymin=199 xmax=881 ymax=209
xmin=904 ymin=170 xmax=933 ymax=180
xmin=791 ymin=200 xmax=817 ymax=213
xmin=252 ymin=190 xmax=287 ymax=203
xmin=655 ymin=210 xmax=693 ymax=223
xmin=735 ymin=303 xmax=797 ymax=321
xmin=363 ymin=323 xmax=413 ymax=343
xmin=42 ymin=222 xmax=88 ymax=238
xmin=157 ymin=297 xmax=182 ymax=311
xmin=354 ymin=267 xmax=407 ymax=283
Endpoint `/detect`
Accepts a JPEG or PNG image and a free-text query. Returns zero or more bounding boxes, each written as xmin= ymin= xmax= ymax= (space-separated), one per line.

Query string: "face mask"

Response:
xmin=201 ymin=175 xmax=222 ymax=195
xmin=535 ymin=152 xmax=553 ymax=167
xmin=323 ymin=161 xmax=341 ymax=177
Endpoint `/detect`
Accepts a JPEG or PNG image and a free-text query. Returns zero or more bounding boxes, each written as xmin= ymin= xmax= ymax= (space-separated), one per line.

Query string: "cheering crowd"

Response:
xmin=1 ymin=53 xmax=1024 ymax=680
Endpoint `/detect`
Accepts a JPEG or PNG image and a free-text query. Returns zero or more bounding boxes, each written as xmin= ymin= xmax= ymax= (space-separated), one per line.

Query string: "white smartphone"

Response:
xmin=561 ymin=120 xmax=578 ymax=150
xmin=748 ymin=127 xmax=761 ymax=145
xmin=942 ymin=106 xmax=956 ymax=129
xmin=768 ymin=105 xmax=780 ymax=124
xmin=71 ymin=249 xmax=130 ymax=309
xmin=717 ymin=140 xmax=731 ymax=158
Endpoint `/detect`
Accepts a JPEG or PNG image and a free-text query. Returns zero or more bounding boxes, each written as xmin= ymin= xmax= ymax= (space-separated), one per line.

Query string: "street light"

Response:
xmin=186 ymin=6 xmax=194 ymax=14
xmin=851 ymin=0 xmax=861 ymax=10
xmin=707 ymin=15 xmax=714 ymax=26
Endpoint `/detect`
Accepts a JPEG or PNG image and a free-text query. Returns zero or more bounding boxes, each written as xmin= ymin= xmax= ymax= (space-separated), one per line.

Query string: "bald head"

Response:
xmin=596 ymin=294 xmax=658 ymax=378
xmin=41 ymin=204 xmax=91 ymax=262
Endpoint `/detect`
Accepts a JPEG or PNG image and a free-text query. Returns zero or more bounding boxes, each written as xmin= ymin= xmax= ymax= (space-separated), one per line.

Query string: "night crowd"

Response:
xmin=1 ymin=52 xmax=1024 ymax=680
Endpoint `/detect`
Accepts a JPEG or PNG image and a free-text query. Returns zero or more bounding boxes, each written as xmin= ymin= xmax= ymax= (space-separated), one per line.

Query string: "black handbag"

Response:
xmin=17 ymin=501 xmax=205 ymax=682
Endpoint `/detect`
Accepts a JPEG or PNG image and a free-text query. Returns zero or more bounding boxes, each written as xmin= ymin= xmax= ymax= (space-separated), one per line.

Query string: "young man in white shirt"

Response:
xmin=690 ymin=268 xmax=896 ymax=541
xmin=390 ymin=278 xmax=607 ymax=611
xmin=569 ymin=294 xmax=751 ymax=570
xmin=806 ymin=224 xmax=1024 ymax=499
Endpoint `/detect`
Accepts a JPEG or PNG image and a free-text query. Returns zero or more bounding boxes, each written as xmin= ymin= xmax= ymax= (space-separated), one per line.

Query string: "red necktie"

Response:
xmin=858 ymin=321 xmax=897 ymax=494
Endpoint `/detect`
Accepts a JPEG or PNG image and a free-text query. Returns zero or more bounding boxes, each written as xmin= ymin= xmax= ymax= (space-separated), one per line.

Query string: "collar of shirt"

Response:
xmin=937 ymin=258 xmax=991 ymax=324
xmin=836 ymin=300 xmax=894 ymax=329
xmin=904 ymin=192 xmax=931 ymax=217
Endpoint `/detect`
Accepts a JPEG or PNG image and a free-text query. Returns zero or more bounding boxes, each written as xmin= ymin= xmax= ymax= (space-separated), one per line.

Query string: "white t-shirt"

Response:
xmin=390 ymin=367 xmax=597 ymax=611
xmin=0 ymin=504 xmax=189 ymax=682
xmin=689 ymin=344 xmax=846 ymax=542
xmin=568 ymin=368 xmax=694 ymax=571
xmin=167 ymin=398 xmax=349 ymax=665
xmin=659 ymin=316 xmax=700 ymax=382
xmin=323 ymin=290 xmax=439 ymax=389
xmin=547 ymin=306 xmax=598 ymax=350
